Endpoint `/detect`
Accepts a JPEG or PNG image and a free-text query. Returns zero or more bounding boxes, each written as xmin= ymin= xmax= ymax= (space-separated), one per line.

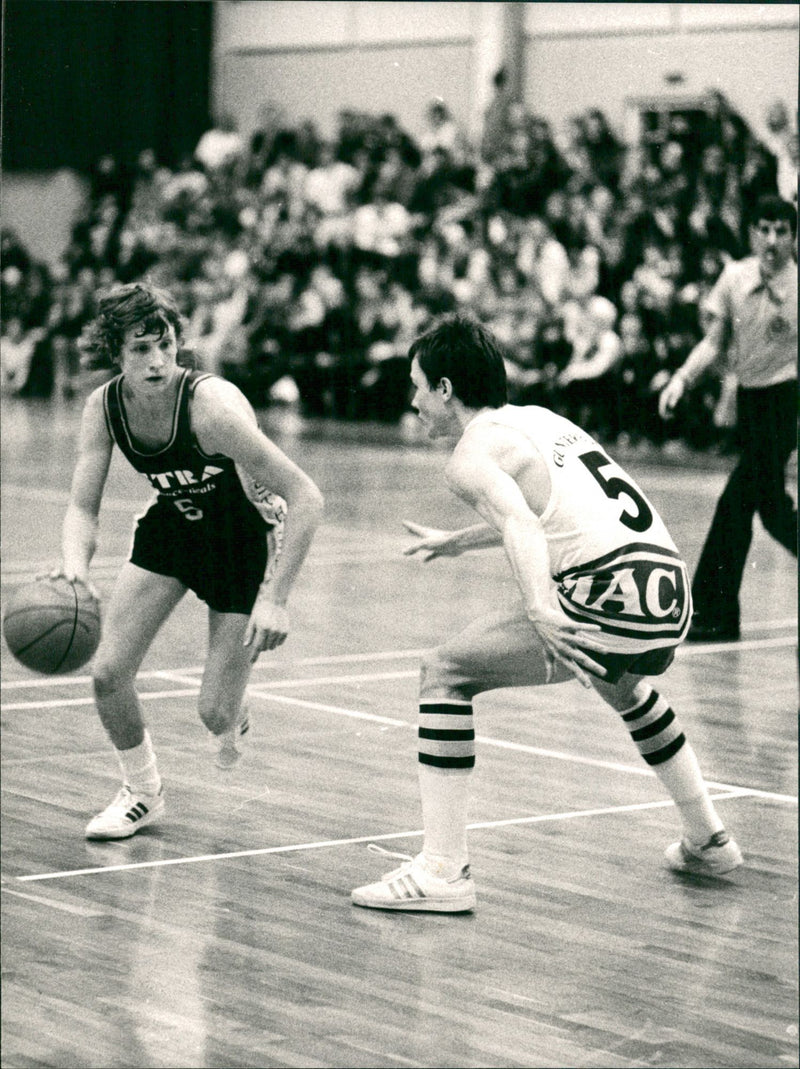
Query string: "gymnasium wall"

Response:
xmin=220 ymin=42 xmax=474 ymax=144
xmin=213 ymin=0 xmax=480 ymax=140
xmin=523 ymin=5 xmax=799 ymax=139
xmin=213 ymin=1 xmax=798 ymax=143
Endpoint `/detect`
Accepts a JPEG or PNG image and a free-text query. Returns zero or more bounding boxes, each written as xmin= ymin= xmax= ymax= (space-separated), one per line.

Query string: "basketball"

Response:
xmin=2 ymin=576 xmax=101 ymax=674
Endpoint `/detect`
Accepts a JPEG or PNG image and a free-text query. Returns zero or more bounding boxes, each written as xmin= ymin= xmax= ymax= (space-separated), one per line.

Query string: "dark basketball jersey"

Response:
xmin=103 ymin=369 xmax=275 ymax=529
xmin=102 ymin=369 xmax=284 ymax=613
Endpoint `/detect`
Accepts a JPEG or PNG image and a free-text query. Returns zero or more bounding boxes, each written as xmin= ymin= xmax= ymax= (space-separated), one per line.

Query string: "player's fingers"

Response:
xmin=577 ymin=651 xmax=607 ymax=679
xmin=560 ymin=625 xmax=605 ymax=647
xmin=402 ymin=543 xmax=424 ymax=556
xmin=550 ymin=647 xmax=594 ymax=689
xmin=557 ymin=636 xmax=607 ymax=675
xmin=402 ymin=520 xmax=427 ymax=537
xmin=569 ymin=632 xmax=607 ymax=652
xmin=567 ymin=661 xmax=594 ymax=689
xmin=72 ymin=575 xmax=100 ymax=601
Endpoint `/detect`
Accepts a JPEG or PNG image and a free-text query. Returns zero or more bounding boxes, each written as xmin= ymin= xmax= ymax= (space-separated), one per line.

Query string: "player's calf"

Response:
xmin=618 ymin=684 xmax=742 ymax=874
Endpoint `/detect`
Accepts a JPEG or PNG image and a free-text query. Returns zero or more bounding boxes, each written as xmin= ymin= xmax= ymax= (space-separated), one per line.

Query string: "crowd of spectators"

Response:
xmin=2 ymin=84 xmax=796 ymax=453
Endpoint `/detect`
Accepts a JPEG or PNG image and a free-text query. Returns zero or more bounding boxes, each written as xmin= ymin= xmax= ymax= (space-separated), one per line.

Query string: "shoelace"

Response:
xmin=366 ymin=843 xmax=417 ymax=879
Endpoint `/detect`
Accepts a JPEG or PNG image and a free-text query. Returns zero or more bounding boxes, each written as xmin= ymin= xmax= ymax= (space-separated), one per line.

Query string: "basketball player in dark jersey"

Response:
xmin=55 ymin=283 xmax=323 ymax=839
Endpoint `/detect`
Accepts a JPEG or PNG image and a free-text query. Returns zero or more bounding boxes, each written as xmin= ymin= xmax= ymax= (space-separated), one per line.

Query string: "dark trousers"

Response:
xmin=692 ymin=379 xmax=797 ymax=625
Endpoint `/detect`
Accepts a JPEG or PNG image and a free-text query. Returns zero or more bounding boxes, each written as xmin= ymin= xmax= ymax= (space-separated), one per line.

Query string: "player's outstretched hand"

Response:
xmin=402 ymin=520 xmax=460 ymax=561
xmin=658 ymin=375 xmax=685 ymax=420
xmin=244 ymin=600 xmax=289 ymax=661
xmin=42 ymin=567 xmax=100 ymax=602
xmin=527 ymin=607 xmax=607 ymax=689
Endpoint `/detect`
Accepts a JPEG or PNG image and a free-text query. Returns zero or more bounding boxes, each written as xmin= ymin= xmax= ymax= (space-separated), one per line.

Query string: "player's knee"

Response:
xmin=419 ymin=648 xmax=474 ymax=703
xmin=92 ymin=656 xmax=135 ymax=698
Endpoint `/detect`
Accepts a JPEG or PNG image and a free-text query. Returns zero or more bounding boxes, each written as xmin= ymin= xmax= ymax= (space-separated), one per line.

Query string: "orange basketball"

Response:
xmin=2 ymin=576 xmax=101 ymax=674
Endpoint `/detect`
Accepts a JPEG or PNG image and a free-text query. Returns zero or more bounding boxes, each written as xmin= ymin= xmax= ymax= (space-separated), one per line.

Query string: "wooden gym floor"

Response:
xmin=1 ymin=394 xmax=797 ymax=1069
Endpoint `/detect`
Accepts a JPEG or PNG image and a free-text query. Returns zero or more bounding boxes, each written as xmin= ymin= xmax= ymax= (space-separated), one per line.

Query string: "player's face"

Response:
xmin=752 ymin=218 xmax=794 ymax=276
xmin=410 ymin=355 xmax=452 ymax=439
xmin=118 ymin=322 xmax=180 ymax=389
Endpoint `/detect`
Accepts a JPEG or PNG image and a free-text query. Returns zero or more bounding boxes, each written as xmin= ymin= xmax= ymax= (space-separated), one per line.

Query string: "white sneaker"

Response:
xmin=85 ymin=785 xmax=164 ymax=840
xmin=208 ymin=706 xmax=250 ymax=769
xmin=351 ymin=845 xmax=476 ymax=912
xmin=665 ymin=830 xmax=743 ymax=876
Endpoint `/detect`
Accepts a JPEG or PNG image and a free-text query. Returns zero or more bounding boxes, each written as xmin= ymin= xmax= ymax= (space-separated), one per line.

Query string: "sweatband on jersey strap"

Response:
xmin=620 ymin=688 xmax=685 ymax=765
xmin=418 ymin=701 xmax=475 ymax=769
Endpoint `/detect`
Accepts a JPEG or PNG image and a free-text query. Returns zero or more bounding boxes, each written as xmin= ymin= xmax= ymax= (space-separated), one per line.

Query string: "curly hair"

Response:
xmin=79 ymin=283 xmax=186 ymax=369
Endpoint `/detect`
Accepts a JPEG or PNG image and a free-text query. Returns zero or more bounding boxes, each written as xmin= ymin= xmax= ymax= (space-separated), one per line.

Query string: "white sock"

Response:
xmin=654 ymin=742 xmax=724 ymax=844
xmin=116 ymin=730 xmax=161 ymax=795
xmin=419 ymin=764 xmax=471 ymax=873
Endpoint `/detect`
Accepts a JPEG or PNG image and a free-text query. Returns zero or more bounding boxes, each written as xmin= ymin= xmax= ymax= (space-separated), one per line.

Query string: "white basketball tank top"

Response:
xmin=467 ymin=406 xmax=691 ymax=651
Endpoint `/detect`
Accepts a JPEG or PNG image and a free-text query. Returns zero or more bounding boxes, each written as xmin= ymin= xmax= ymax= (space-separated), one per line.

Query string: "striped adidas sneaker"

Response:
xmin=351 ymin=845 xmax=476 ymax=912
xmin=85 ymin=785 xmax=164 ymax=840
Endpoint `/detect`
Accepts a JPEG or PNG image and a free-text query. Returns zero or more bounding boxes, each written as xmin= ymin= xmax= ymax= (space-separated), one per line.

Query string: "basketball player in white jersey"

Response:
xmin=352 ymin=314 xmax=741 ymax=912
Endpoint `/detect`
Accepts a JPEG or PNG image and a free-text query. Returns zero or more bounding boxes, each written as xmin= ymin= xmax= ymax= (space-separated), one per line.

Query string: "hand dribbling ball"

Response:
xmin=2 ymin=576 xmax=101 ymax=674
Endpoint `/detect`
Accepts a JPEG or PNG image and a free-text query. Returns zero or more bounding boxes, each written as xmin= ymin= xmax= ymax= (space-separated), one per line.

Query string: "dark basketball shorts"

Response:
xmin=586 ymin=643 xmax=677 ymax=685
xmin=129 ymin=504 xmax=270 ymax=615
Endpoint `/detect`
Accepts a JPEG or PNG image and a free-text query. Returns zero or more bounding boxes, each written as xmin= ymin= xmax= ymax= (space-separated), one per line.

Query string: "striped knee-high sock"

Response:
xmin=620 ymin=687 xmax=685 ymax=766
xmin=621 ymin=687 xmax=724 ymax=842
xmin=417 ymin=700 xmax=474 ymax=868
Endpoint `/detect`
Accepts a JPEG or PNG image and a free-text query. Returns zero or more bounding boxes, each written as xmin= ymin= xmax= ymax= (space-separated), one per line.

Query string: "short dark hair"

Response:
xmin=81 ymin=283 xmax=185 ymax=368
xmin=751 ymin=194 xmax=797 ymax=236
xmin=409 ymin=314 xmax=508 ymax=409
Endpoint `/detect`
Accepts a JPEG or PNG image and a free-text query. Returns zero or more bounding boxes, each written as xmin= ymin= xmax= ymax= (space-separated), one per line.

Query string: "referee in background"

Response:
xmin=659 ymin=194 xmax=797 ymax=642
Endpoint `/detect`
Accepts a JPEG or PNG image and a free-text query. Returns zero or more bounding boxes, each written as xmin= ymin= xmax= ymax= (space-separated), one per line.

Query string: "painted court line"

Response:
xmin=2 ymin=628 xmax=795 ymax=702
xmin=2 ymin=667 xmax=797 ymax=804
xmin=1 ymin=623 xmax=794 ymax=694
xmin=1 ymin=688 xmax=201 ymax=711
xmin=14 ymin=792 xmax=747 ymax=884
xmin=2 ymin=676 xmax=795 ymax=804
xmin=0 ymin=670 xmax=419 ymax=710
xmin=0 ymin=648 xmax=428 ymax=691
xmin=250 ymin=691 xmax=797 ymax=804
xmin=1 ymin=886 xmax=106 ymax=916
